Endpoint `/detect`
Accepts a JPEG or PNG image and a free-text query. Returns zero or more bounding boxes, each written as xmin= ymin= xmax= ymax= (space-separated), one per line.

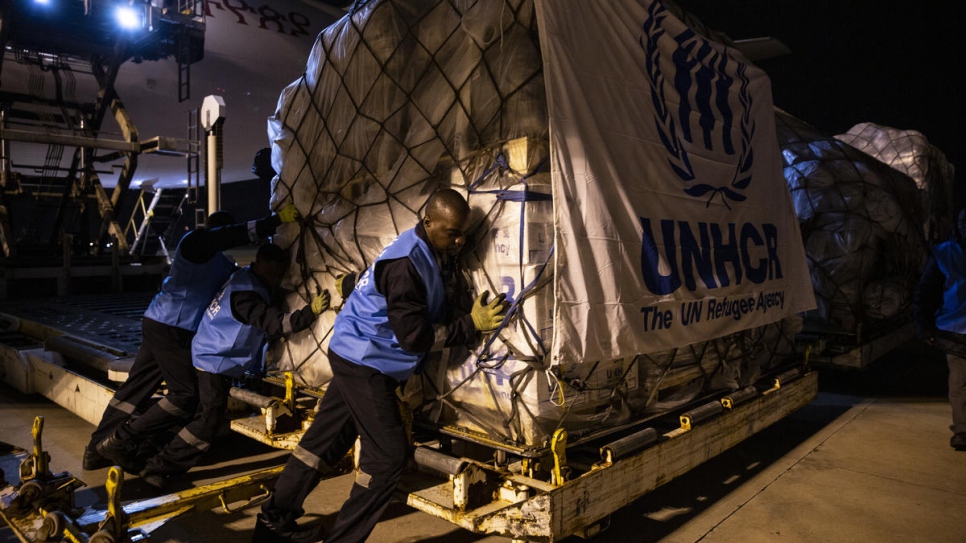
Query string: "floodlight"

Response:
xmin=115 ymin=6 xmax=142 ymax=30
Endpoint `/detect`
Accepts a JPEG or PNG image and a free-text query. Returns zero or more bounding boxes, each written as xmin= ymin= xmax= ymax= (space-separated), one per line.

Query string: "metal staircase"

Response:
xmin=123 ymin=184 xmax=189 ymax=261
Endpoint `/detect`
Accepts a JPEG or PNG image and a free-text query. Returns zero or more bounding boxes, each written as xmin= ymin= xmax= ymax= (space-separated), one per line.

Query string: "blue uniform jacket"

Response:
xmin=329 ymin=228 xmax=445 ymax=381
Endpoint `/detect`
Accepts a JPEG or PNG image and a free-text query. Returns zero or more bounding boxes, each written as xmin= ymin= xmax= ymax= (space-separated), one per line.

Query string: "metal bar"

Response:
xmin=413 ymin=447 xmax=467 ymax=477
xmin=680 ymin=401 xmax=726 ymax=431
xmin=599 ymin=427 xmax=658 ymax=463
xmin=0 ymin=127 xmax=140 ymax=153
xmin=229 ymin=387 xmax=278 ymax=410
xmin=403 ymin=371 xmax=819 ymax=541
xmin=130 ymin=189 xmax=163 ymax=256
xmin=721 ymin=386 xmax=758 ymax=409
xmin=74 ymin=466 xmax=284 ymax=533
xmin=0 ymin=90 xmax=95 ymax=113
xmin=140 ymin=136 xmax=192 ymax=156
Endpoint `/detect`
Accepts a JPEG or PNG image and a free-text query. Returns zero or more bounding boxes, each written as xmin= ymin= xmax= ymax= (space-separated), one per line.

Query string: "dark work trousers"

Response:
xmin=144 ymin=370 xmax=231 ymax=475
xmin=88 ymin=318 xmax=197 ymax=448
xmin=260 ymin=351 xmax=407 ymax=543
xmin=948 ymin=354 xmax=966 ymax=434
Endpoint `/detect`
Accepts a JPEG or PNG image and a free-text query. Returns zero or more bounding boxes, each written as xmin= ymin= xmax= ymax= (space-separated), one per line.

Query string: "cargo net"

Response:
xmin=776 ymin=110 xmax=929 ymax=336
xmin=266 ymin=0 xmax=800 ymax=450
xmin=836 ymin=122 xmax=957 ymax=245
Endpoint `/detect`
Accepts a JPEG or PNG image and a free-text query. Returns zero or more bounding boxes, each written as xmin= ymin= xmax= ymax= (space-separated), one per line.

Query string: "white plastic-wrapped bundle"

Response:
xmin=265 ymin=0 xmax=804 ymax=449
xmin=836 ymin=123 xmax=953 ymax=191
xmin=836 ymin=122 xmax=957 ymax=243
xmin=776 ymin=110 xmax=927 ymax=333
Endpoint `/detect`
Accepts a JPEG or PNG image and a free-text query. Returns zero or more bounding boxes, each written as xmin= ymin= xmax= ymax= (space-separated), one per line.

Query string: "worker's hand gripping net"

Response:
xmin=311 ymin=290 xmax=331 ymax=315
xmin=471 ymin=291 xmax=509 ymax=332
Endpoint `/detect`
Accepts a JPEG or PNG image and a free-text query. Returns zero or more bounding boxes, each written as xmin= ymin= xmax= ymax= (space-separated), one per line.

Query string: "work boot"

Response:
xmin=951 ymin=432 xmax=966 ymax=451
xmin=138 ymin=467 xmax=166 ymax=490
xmin=82 ymin=445 xmax=113 ymax=471
xmin=252 ymin=512 xmax=325 ymax=543
xmin=95 ymin=434 xmax=143 ymax=473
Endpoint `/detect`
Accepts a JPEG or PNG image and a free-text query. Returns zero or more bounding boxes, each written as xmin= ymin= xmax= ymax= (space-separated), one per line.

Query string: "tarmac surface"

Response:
xmin=2 ymin=339 xmax=965 ymax=543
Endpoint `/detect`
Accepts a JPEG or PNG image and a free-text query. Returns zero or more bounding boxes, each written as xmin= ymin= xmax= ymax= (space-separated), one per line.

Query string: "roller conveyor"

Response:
xmin=0 ymin=293 xmax=152 ymax=427
xmin=0 ymin=293 xmax=153 ymax=357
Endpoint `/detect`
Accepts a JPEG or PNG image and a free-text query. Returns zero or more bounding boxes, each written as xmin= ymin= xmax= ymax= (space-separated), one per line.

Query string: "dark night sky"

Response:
xmin=677 ymin=0 xmax=964 ymax=197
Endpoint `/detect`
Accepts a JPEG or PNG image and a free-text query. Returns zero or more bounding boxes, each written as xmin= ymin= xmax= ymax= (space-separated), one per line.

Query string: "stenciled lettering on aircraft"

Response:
xmin=205 ymin=0 xmax=315 ymax=38
xmin=639 ymin=216 xmax=783 ymax=296
xmin=640 ymin=0 xmax=756 ymax=207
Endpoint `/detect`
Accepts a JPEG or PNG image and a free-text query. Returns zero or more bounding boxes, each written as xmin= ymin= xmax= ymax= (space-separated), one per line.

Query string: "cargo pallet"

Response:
xmin=0 ymin=295 xmax=817 ymax=541
xmin=395 ymin=370 xmax=817 ymax=542
xmin=799 ymin=319 xmax=915 ymax=370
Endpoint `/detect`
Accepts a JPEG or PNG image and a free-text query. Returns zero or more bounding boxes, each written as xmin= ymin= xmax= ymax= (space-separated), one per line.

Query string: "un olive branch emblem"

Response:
xmin=641 ymin=1 xmax=755 ymax=208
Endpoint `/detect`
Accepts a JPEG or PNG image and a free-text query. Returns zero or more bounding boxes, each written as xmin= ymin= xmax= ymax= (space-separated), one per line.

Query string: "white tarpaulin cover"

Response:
xmin=536 ymin=0 xmax=815 ymax=364
xmin=835 ymin=122 xmax=956 ymax=244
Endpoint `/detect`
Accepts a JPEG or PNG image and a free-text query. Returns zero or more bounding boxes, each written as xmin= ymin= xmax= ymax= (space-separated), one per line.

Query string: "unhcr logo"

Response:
xmin=640 ymin=1 xmax=755 ymax=208
xmin=639 ymin=217 xmax=783 ymax=296
xmin=634 ymin=2 xmax=776 ymax=298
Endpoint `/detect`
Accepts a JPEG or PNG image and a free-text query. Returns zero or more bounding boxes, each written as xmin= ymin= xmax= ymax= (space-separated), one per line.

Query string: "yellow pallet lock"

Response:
xmin=0 ymin=417 xmax=282 ymax=542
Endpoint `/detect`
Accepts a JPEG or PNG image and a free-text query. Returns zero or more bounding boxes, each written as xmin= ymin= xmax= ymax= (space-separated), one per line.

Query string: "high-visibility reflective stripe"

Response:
xmin=292 ymin=445 xmax=330 ymax=473
xmin=158 ymin=396 xmax=189 ymax=417
xmin=431 ymin=324 xmax=448 ymax=351
xmin=355 ymin=470 xmax=373 ymax=489
xmin=177 ymin=427 xmax=210 ymax=451
xmin=109 ymin=398 xmax=136 ymax=414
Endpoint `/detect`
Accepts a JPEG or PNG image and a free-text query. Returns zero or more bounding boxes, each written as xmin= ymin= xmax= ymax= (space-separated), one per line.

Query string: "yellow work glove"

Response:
xmin=334 ymin=272 xmax=358 ymax=300
xmin=311 ymin=290 xmax=331 ymax=315
xmin=335 ymin=274 xmax=347 ymax=298
xmin=278 ymin=204 xmax=300 ymax=224
xmin=470 ymin=291 xmax=508 ymax=332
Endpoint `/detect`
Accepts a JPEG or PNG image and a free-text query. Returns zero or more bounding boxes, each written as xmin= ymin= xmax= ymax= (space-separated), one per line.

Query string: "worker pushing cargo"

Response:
xmin=138 ymin=243 xmax=331 ymax=488
xmin=252 ymin=189 xmax=509 ymax=543
xmin=86 ymin=206 xmax=301 ymax=473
